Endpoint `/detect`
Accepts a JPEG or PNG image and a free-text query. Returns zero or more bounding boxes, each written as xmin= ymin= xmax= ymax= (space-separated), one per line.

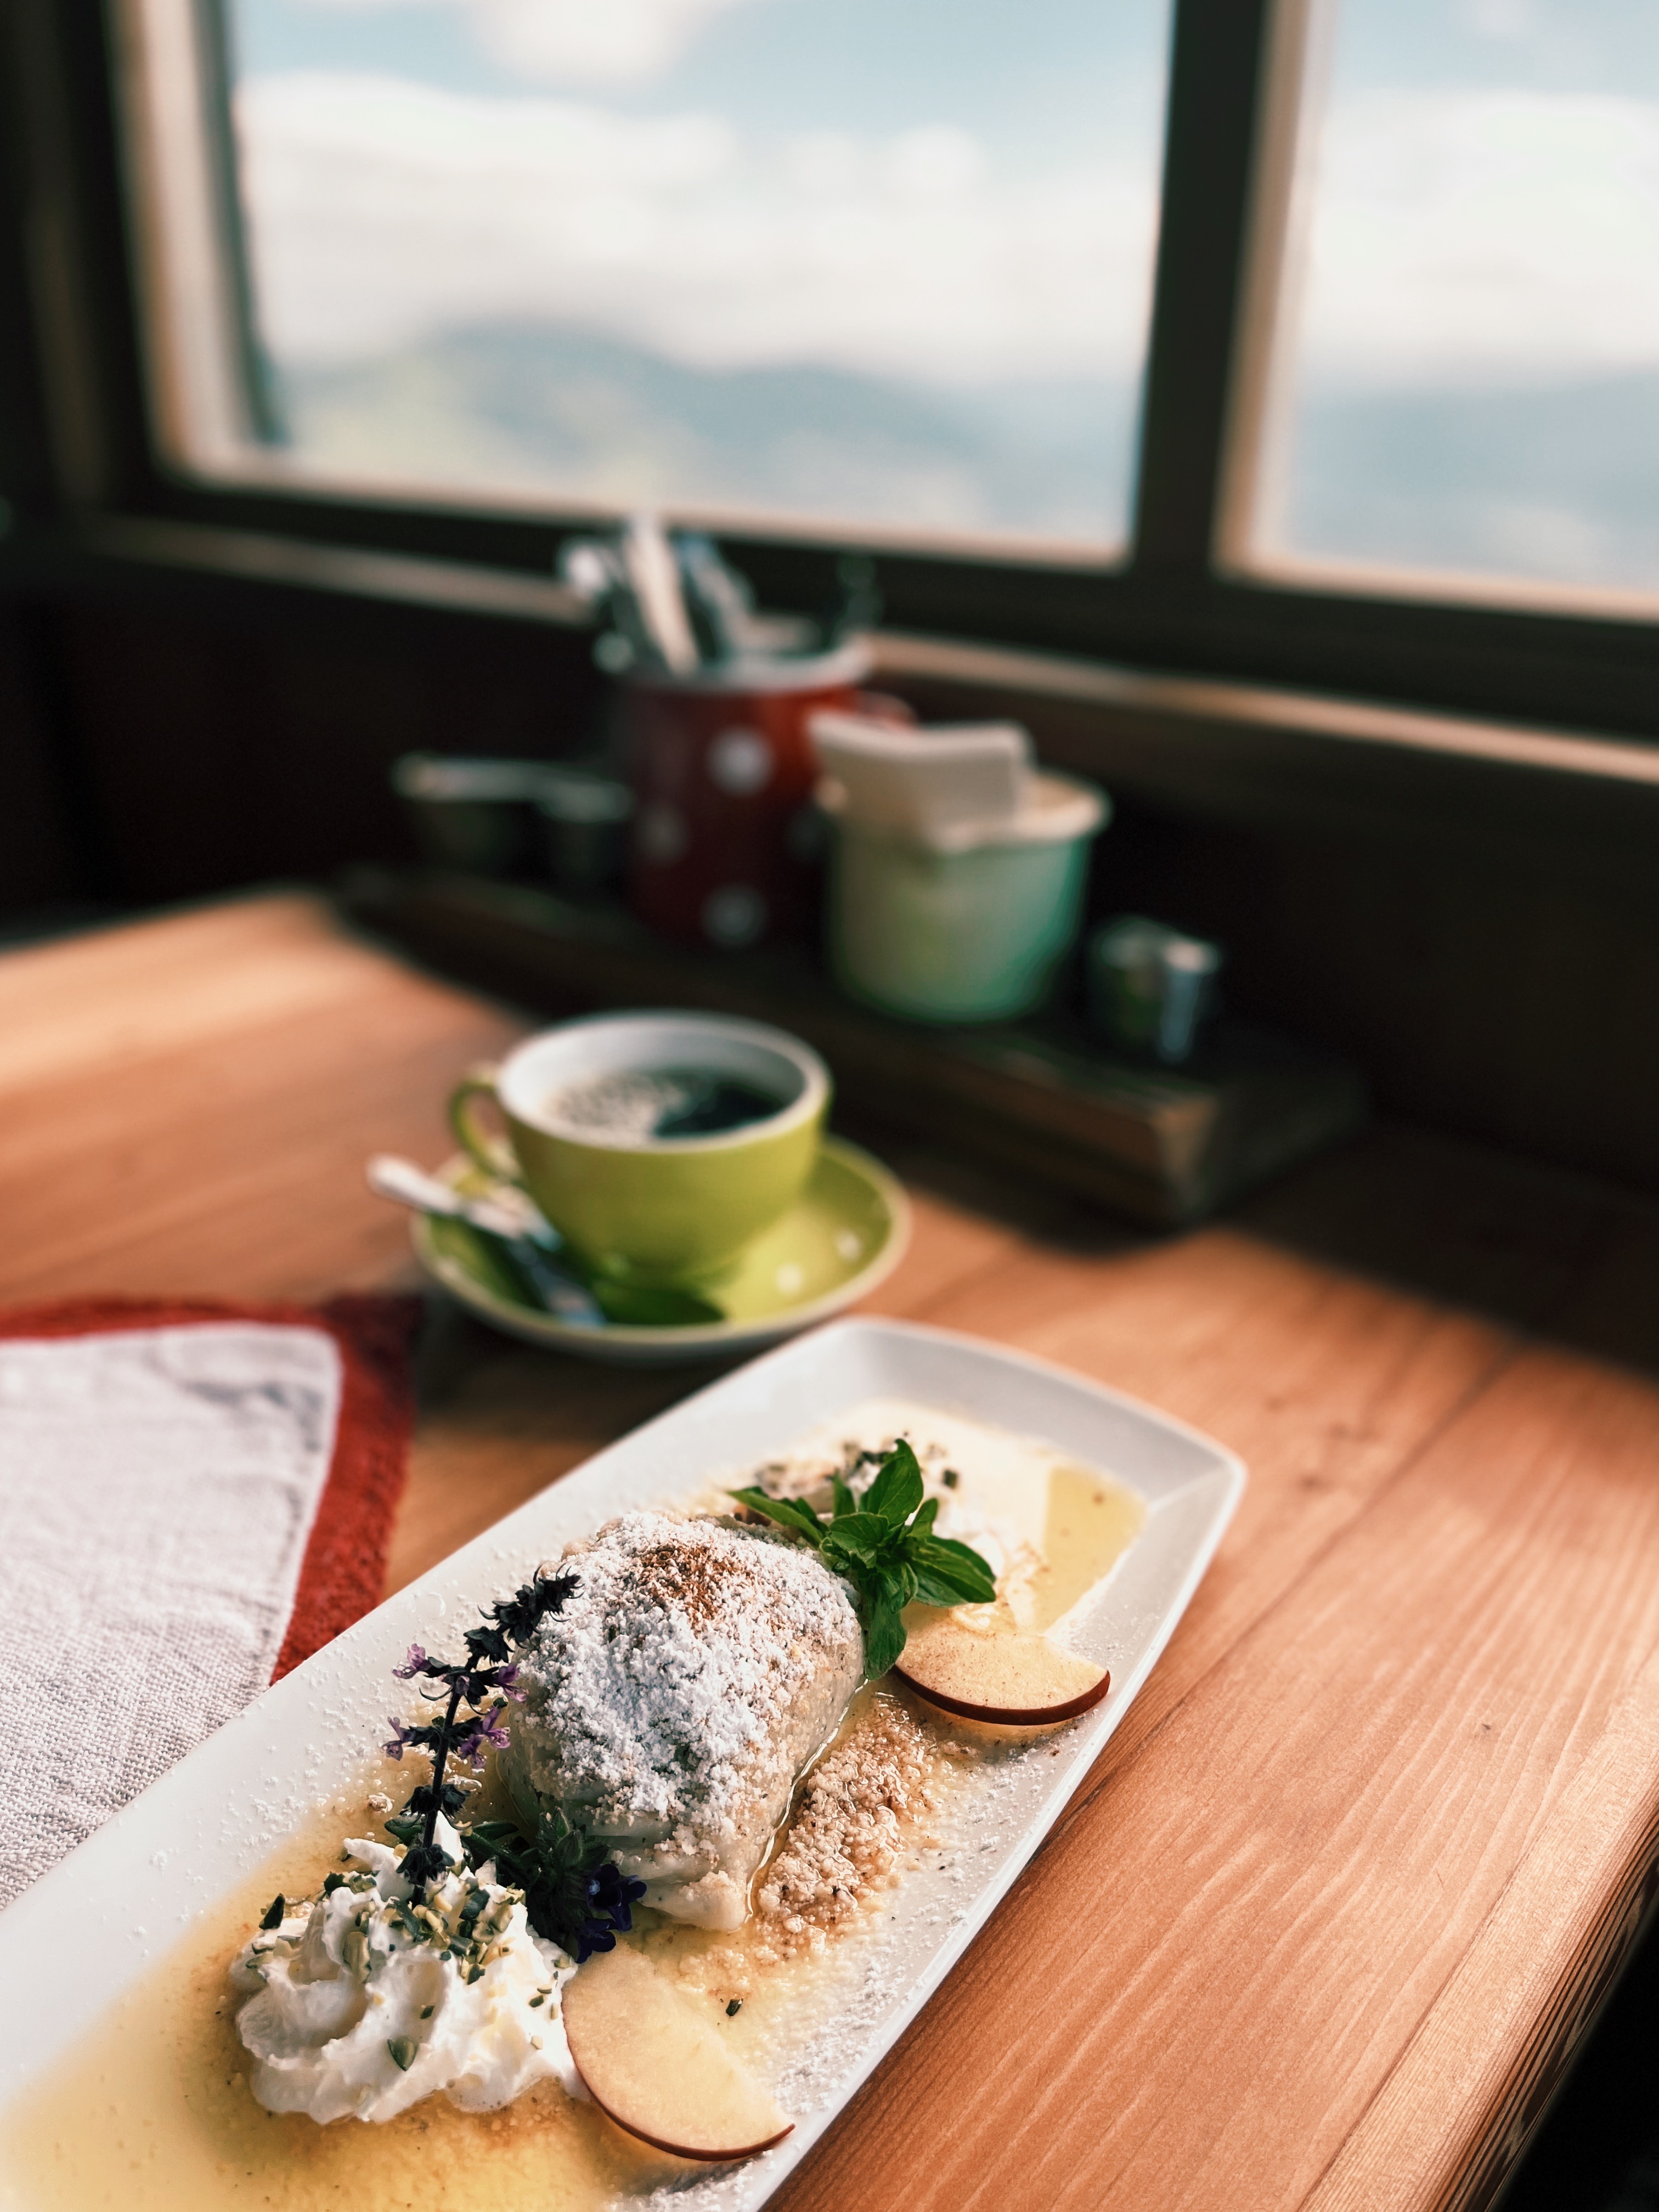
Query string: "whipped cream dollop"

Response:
xmin=230 ymin=1821 xmax=580 ymax=2124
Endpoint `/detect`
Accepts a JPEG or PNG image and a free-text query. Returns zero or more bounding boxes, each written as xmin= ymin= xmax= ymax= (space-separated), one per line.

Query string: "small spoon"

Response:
xmin=366 ymin=1155 xmax=605 ymax=1326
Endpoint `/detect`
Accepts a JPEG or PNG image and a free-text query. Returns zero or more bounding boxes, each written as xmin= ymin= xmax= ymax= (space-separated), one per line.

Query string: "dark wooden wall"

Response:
xmin=0 ymin=610 xmax=87 ymax=922
xmin=4 ymin=584 xmax=1656 ymax=1207
xmin=1100 ymin=801 xmax=1659 ymax=1200
xmin=31 ymin=594 xmax=606 ymax=904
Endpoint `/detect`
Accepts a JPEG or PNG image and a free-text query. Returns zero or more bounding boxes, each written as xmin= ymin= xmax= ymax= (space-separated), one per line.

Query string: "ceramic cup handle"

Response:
xmin=447 ymin=1064 xmax=526 ymax=1187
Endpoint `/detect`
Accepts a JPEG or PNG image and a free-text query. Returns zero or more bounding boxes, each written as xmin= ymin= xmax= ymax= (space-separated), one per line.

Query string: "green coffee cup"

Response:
xmin=448 ymin=1011 xmax=830 ymax=1286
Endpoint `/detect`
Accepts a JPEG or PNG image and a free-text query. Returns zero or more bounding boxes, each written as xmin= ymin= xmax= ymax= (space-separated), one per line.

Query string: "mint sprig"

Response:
xmin=731 ymin=1440 xmax=996 ymax=1677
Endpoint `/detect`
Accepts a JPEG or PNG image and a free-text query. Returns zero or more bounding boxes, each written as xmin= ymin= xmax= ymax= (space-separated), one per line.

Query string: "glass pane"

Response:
xmin=221 ymin=0 xmax=1173 ymax=549
xmin=1250 ymin=0 xmax=1659 ymax=595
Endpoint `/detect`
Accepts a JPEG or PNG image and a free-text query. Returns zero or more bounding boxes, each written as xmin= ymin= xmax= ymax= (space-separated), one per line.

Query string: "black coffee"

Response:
xmin=652 ymin=1076 xmax=785 ymax=1137
xmin=548 ymin=1067 xmax=786 ymax=1143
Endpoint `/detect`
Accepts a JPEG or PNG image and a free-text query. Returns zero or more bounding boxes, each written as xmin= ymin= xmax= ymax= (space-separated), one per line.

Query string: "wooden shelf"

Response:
xmin=342 ymin=868 xmax=1367 ymax=1228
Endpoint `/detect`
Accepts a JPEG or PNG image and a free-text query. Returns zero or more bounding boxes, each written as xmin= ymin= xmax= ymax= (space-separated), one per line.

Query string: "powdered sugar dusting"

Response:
xmin=505 ymin=1513 xmax=865 ymax=1929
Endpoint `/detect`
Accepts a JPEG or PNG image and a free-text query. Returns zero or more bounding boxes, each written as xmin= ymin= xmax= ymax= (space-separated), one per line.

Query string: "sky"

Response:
xmin=215 ymin=0 xmax=1659 ymax=575
xmin=228 ymin=0 xmax=1172 ymax=382
xmin=1291 ymin=0 xmax=1659 ymax=392
xmin=226 ymin=0 xmax=1659 ymax=400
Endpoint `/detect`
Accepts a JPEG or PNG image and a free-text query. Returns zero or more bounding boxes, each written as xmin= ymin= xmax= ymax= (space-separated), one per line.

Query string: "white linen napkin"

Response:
xmin=0 ymin=1323 xmax=342 ymax=1909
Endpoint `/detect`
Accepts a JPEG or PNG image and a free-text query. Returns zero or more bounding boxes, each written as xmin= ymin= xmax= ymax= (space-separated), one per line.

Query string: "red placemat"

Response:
xmin=0 ymin=1293 xmax=421 ymax=1680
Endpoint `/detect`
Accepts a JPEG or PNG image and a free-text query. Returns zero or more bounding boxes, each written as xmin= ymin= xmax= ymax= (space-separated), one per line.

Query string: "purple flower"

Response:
xmin=493 ymin=1663 xmax=527 ymax=1703
xmin=452 ymin=1701 xmax=512 ymax=1764
xmin=392 ymin=1644 xmax=430 ymax=1681
xmin=385 ymin=1716 xmax=414 ymax=1760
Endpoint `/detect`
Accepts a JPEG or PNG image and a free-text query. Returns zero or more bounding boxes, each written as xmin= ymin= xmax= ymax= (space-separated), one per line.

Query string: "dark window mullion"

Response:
xmin=1129 ymin=0 xmax=1276 ymax=582
xmin=7 ymin=0 xmax=165 ymax=517
xmin=192 ymin=0 xmax=284 ymax=448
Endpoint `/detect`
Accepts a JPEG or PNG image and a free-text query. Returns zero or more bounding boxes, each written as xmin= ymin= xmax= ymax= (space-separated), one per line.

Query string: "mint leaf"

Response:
xmin=593 ymin=1280 xmax=724 ymax=1326
xmin=910 ymin=1536 xmax=997 ymax=1606
xmin=911 ymin=1564 xmax=980 ymax=1607
xmin=729 ymin=1488 xmax=826 ymax=1546
xmin=862 ymin=1587 xmax=907 ymax=1679
xmin=819 ymin=1513 xmax=893 ymax=1567
xmin=733 ymin=1443 xmax=995 ymax=1680
xmin=862 ymin=1439 xmax=924 ymax=1526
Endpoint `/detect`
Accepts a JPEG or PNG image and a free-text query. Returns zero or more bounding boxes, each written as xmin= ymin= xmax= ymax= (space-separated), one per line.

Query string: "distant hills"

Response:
xmin=278 ymin=322 xmax=1139 ymax=543
xmin=276 ymin=323 xmax=1659 ymax=591
xmin=1287 ymin=369 xmax=1659 ymax=590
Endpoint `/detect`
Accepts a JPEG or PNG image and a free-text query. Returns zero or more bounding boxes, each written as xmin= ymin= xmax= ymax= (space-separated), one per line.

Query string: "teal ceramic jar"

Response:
xmin=823 ymin=771 xmax=1109 ymax=1023
xmin=450 ymin=1012 xmax=830 ymax=1284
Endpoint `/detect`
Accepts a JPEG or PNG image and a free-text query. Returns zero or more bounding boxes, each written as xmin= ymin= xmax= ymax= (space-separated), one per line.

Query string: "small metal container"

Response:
xmin=392 ymin=753 xmax=549 ymax=877
xmin=1088 ymin=916 xmax=1223 ymax=1063
xmin=534 ymin=765 xmax=634 ymax=899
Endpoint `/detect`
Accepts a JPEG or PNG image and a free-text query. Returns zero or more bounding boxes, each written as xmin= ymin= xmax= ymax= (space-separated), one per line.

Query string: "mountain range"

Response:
xmin=276 ymin=324 xmax=1659 ymax=591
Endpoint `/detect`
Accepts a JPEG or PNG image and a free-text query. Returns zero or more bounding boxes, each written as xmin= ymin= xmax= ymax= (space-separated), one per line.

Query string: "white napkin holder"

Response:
xmin=806 ymin=709 xmax=1032 ymax=849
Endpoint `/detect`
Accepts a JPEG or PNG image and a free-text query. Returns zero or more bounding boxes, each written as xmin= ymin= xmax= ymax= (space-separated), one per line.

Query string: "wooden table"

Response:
xmin=4 ymin=890 xmax=1658 ymax=2212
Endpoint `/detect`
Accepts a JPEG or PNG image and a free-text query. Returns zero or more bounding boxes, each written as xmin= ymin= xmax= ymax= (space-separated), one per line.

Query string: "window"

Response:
xmin=1228 ymin=0 xmax=1659 ymax=602
xmin=119 ymin=0 xmax=1174 ymax=553
xmin=37 ymin=0 xmax=1659 ymax=743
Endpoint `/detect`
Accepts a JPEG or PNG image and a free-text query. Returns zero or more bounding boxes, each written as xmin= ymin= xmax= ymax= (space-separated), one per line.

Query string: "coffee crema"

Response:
xmin=544 ymin=1068 xmax=788 ymax=1144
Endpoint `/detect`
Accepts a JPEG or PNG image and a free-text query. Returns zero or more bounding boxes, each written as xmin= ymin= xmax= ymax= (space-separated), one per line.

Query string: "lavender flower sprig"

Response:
xmin=382 ymin=1570 xmax=578 ymax=1893
xmin=379 ymin=1566 xmax=646 ymax=1961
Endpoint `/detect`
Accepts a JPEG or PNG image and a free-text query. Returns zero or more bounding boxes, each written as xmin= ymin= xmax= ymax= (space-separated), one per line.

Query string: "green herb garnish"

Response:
xmin=259 ymin=1894 xmax=285 ymax=1931
xmin=466 ymin=1789 xmax=645 ymax=1965
xmin=589 ymin=1279 xmax=724 ymax=1327
xmin=731 ymin=1440 xmax=996 ymax=1677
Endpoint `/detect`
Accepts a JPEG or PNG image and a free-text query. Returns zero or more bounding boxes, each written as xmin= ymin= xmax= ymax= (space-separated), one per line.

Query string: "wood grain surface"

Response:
xmin=3 ymin=891 xmax=1657 ymax=2212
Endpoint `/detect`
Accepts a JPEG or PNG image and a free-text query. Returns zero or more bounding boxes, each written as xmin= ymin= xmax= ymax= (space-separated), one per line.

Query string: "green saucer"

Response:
xmin=413 ymin=1135 xmax=912 ymax=1364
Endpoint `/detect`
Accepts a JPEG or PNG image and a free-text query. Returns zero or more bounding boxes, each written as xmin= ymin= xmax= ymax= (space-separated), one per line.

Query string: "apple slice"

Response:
xmin=562 ymin=1944 xmax=793 ymax=2163
xmin=895 ymin=1609 xmax=1110 ymax=1726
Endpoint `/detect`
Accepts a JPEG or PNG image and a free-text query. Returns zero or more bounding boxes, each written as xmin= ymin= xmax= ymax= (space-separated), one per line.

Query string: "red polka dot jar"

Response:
xmin=622 ymin=644 xmax=877 ymax=949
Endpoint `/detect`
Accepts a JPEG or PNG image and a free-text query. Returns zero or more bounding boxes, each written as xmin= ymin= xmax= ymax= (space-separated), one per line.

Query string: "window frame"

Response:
xmin=7 ymin=0 xmax=1659 ymax=752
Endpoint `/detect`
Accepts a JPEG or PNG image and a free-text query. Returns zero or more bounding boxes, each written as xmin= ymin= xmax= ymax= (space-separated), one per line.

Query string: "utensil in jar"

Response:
xmin=619 ymin=512 xmax=699 ymax=676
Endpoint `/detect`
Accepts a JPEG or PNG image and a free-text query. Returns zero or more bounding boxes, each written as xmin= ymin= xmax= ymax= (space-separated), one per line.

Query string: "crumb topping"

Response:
xmin=754 ymin=1698 xmax=939 ymax=1953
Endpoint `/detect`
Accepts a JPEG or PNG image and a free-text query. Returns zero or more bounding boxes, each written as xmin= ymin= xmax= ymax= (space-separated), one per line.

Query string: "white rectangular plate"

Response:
xmin=0 ymin=1318 xmax=1245 ymax=2208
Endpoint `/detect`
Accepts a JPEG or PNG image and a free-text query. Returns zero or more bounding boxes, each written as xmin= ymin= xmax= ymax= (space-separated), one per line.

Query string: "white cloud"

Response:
xmin=1296 ymin=87 xmax=1659 ymax=388
xmin=234 ymin=71 xmax=1159 ymax=382
xmin=471 ymin=0 xmax=763 ymax=86
xmin=291 ymin=0 xmax=767 ymax=85
xmin=1457 ymin=0 xmax=1537 ymax=39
